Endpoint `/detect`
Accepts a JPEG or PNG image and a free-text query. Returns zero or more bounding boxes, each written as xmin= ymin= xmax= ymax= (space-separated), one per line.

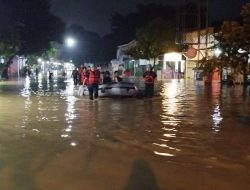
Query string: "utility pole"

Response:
xmin=197 ymin=0 xmax=201 ymax=64
xmin=176 ymin=0 xmax=208 ymax=80
xmin=205 ymin=0 xmax=209 ymax=60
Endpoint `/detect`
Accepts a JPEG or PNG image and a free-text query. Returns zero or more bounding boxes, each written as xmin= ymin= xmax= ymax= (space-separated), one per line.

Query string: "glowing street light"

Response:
xmin=214 ymin=48 xmax=222 ymax=57
xmin=65 ymin=37 xmax=76 ymax=48
xmin=37 ymin=58 xmax=42 ymax=63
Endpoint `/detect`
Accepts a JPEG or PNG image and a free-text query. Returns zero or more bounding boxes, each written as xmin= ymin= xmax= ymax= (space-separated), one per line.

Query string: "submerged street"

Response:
xmin=0 ymin=77 xmax=250 ymax=190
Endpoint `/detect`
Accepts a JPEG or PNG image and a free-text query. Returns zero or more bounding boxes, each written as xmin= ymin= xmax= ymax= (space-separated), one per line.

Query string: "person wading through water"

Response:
xmin=86 ymin=65 xmax=101 ymax=100
xmin=143 ymin=64 xmax=157 ymax=98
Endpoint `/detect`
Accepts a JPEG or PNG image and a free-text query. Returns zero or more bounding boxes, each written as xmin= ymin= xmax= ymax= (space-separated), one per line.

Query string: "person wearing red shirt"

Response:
xmin=143 ymin=65 xmax=157 ymax=98
xmin=79 ymin=67 xmax=88 ymax=86
xmin=86 ymin=65 xmax=100 ymax=100
xmin=123 ymin=69 xmax=131 ymax=77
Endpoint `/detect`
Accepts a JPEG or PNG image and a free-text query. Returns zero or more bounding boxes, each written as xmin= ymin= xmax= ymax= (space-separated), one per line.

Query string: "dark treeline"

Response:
xmin=0 ymin=0 xmax=64 ymax=57
xmin=0 ymin=0 xmax=207 ymax=67
xmin=97 ymin=2 xmax=207 ymax=64
xmin=66 ymin=2 xmax=206 ymax=66
xmin=98 ymin=3 xmax=177 ymax=63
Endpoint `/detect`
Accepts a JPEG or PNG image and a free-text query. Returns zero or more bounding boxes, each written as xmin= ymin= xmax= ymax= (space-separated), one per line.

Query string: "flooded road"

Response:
xmin=0 ymin=77 xmax=250 ymax=190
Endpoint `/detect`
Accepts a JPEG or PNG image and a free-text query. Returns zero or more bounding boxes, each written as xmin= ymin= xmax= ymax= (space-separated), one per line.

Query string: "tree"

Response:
xmin=98 ymin=3 xmax=177 ymax=63
xmin=126 ymin=18 xmax=179 ymax=68
xmin=198 ymin=3 xmax=250 ymax=84
xmin=197 ymin=21 xmax=246 ymax=83
xmin=97 ymin=33 xmax=120 ymax=62
xmin=240 ymin=3 xmax=250 ymax=83
xmin=111 ymin=3 xmax=177 ymax=44
xmin=0 ymin=0 xmax=65 ymax=58
xmin=0 ymin=0 xmax=21 ymax=57
xmin=242 ymin=3 xmax=250 ymax=41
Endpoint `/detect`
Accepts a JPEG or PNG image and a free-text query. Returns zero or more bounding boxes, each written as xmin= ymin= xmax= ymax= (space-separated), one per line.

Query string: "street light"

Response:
xmin=37 ymin=58 xmax=42 ymax=63
xmin=65 ymin=37 xmax=76 ymax=48
xmin=214 ymin=48 xmax=222 ymax=57
xmin=64 ymin=37 xmax=76 ymax=73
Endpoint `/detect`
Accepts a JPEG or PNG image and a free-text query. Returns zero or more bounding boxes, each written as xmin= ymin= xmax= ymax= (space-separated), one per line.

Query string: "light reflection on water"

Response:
xmin=158 ymin=80 xmax=186 ymax=157
xmin=0 ymin=78 xmax=250 ymax=189
xmin=212 ymin=104 xmax=223 ymax=133
xmin=210 ymin=83 xmax=223 ymax=134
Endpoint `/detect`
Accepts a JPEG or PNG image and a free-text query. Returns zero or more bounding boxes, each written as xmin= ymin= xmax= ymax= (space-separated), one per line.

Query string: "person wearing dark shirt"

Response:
xmin=103 ymin=71 xmax=112 ymax=84
xmin=72 ymin=68 xmax=79 ymax=85
xmin=113 ymin=71 xmax=122 ymax=82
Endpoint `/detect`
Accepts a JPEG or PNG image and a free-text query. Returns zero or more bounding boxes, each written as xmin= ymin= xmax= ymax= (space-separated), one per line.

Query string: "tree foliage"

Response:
xmin=198 ymin=3 xmax=250 ymax=83
xmin=0 ymin=0 xmax=65 ymax=58
xmin=111 ymin=3 xmax=176 ymax=42
xmin=241 ymin=3 xmax=250 ymax=52
xmin=42 ymin=42 xmax=61 ymax=61
xmin=98 ymin=3 xmax=177 ymax=62
xmin=126 ymin=18 xmax=179 ymax=65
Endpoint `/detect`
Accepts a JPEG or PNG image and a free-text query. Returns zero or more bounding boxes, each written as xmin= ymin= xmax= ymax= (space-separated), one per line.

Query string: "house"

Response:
xmin=115 ymin=40 xmax=188 ymax=80
xmin=114 ymin=40 xmax=153 ymax=76
xmin=116 ymin=40 xmax=137 ymax=65
xmin=0 ymin=56 xmax=26 ymax=79
xmin=184 ymin=27 xmax=220 ymax=82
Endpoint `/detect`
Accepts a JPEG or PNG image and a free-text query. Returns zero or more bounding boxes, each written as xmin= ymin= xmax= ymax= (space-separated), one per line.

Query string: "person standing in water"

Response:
xmin=86 ymin=65 xmax=100 ymax=100
xmin=143 ymin=64 xmax=157 ymax=98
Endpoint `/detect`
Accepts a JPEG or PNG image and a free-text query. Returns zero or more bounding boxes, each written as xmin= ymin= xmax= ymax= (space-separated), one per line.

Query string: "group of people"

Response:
xmin=72 ymin=65 xmax=105 ymax=100
xmin=72 ymin=64 xmax=157 ymax=100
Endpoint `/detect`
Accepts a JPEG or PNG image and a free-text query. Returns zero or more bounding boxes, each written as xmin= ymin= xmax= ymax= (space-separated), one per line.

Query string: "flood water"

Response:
xmin=0 ymin=76 xmax=250 ymax=190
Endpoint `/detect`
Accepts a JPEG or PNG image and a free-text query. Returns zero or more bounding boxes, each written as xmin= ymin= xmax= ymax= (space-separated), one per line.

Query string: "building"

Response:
xmin=114 ymin=40 xmax=154 ymax=76
xmin=116 ymin=40 xmax=137 ymax=65
xmin=162 ymin=52 xmax=185 ymax=80
xmin=184 ymin=27 xmax=220 ymax=82
xmin=0 ymin=56 xmax=26 ymax=79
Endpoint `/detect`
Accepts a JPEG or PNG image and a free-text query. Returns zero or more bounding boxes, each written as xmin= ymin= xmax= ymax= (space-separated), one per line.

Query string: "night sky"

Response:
xmin=51 ymin=0 xmax=249 ymax=36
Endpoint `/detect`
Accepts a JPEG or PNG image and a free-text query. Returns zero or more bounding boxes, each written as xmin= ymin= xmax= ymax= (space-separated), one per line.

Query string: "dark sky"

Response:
xmin=51 ymin=0 xmax=249 ymax=36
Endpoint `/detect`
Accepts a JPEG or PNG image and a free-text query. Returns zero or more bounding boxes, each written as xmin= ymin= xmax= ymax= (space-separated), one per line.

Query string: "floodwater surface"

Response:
xmin=0 ymin=77 xmax=250 ymax=190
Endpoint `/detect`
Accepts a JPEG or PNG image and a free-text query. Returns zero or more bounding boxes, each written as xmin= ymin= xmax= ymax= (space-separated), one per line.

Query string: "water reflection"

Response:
xmin=161 ymin=81 xmax=179 ymax=117
xmin=212 ymin=104 xmax=223 ymax=133
xmin=1 ymin=78 xmax=250 ymax=189
xmin=20 ymin=76 xmax=31 ymax=97
xmin=65 ymin=96 xmax=78 ymax=122
xmin=211 ymin=83 xmax=223 ymax=134
xmin=70 ymin=141 xmax=78 ymax=147
xmin=160 ymin=80 xmax=186 ymax=126
xmin=156 ymin=80 xmax=184 ymax=157
xmin=153 ymin=151 xmax=175 ymax=157
xmin=17 ymin=76 xmax=32 ymax=129
xmin=62 ymin=93 xmax=79 ymax=146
